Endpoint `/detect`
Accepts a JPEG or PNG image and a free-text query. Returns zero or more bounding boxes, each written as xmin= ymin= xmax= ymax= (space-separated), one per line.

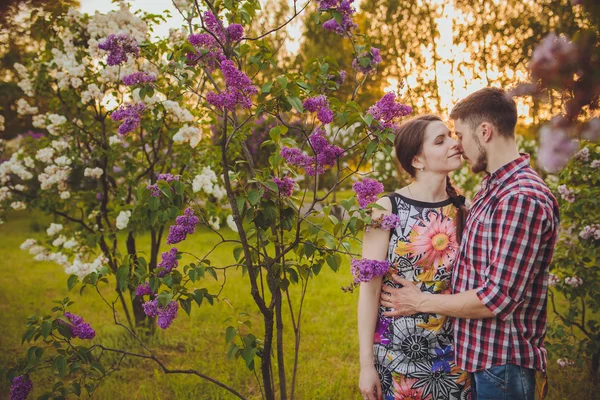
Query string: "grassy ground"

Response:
xmin=0 ymin=209 xmax=596 ymax=399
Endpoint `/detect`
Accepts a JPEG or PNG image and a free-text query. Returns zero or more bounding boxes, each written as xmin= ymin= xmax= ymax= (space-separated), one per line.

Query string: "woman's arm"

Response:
xmin=357 ymin=197 xmax=392 ymax=400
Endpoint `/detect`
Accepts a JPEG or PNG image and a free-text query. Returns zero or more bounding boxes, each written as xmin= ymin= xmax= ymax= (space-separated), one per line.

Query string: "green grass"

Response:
xmin=0 ymin=210 xmax=596 ymax=399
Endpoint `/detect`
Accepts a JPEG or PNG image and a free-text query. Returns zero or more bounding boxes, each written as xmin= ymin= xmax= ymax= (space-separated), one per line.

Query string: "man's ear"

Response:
xmin=480 ymin=122 xmax=493 ymax=143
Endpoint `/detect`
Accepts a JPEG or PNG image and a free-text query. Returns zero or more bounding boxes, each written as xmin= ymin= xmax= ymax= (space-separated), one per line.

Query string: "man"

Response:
xmin=379 ymin=87 xmax=559 ymax=399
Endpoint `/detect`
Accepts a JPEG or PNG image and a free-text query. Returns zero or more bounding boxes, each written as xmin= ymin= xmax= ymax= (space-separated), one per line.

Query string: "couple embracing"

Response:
xmin=358 ymin=87 xmax=559 ymax=400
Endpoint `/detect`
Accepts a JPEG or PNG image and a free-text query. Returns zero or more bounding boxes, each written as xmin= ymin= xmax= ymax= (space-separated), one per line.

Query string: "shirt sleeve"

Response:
xmin=476 ymin=194 xmax=548 ymax=321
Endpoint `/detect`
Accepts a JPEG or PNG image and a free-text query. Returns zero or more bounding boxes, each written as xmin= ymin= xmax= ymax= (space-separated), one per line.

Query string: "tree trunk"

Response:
xmin=127 ymin=232 xmax=152 ymax=329
xmin=591 ymin=349 xmax=600 ymax=386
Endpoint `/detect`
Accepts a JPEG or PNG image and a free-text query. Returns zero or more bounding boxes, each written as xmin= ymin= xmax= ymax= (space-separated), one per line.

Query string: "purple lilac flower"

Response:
xmin=21 ymin=130 xmax=45 ymax=139
xmin=147 ymin=184 xmax=161 ymax=197
xmin=111 ymin=103 xmax=146 ymax=135
xmin=321 ymin=0 xmax=357 ymax=36
xmin=353 ymin=178 xmax=384 ymax=208
xmin=352 ymin=47 xmax=382 ymax=74
xmin=273 ymin=176 xmax=295 ymax=197
xmin=379 ymin=214 xmax=401 ymax=230
xmin=317 ymin=0 xmax=340 ymax=8
xmin=62 ymin=311 xmax=96 ymax=340
xmin=157 ymin=301 xmax=179 ymax=329
xmin=557 ymin=184 xmax=576 ymax=203
xmin=122 ymin=72 xmax=157 ymax=86
xmin=206 ymin=60 xmax=258 ymax=111
xmin=203 ymin=11 xmax=226 ymax=41
xmin=337 ymin=70 xmax=346 ymax=85
xmin=157 ymin=173 xmax=181 ymax=182
xmin=367 ymin=92 xmax=413 ymax=129
xmin=303 ymin=95 xmax=334 ymax=124
xmin=10 ymin=375 xmax=32 ymax=400
xmin=136 ymin=282 xmax=153 ymax=297
xmin=187 ymin=33 xmax=225 ymax=72
xmin=538 ymin=118 xmax=578 ymax=173
xmin=167 ymin=207 xmax=199 ymax=244
xmin=142 ymin=299 xmax=158 ymax=317
xmin=98 ymin=34 xmax=140 ymax=66
xmin=280 ymin=129 xmax=343 ymax=176
xmin=158 ymin=247 xmax=179 ymax=277
xmin=142 ymin=299 xmax=179 ymax=329
xmin=226 ymin=24 xmax=244 ymax=41
xmin=351 ymin=258 xmax=390 ymax=283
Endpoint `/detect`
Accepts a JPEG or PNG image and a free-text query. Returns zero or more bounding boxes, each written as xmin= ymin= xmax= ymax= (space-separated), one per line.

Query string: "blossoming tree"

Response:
xmin=0 ymin=1 xmax=413 ymax=398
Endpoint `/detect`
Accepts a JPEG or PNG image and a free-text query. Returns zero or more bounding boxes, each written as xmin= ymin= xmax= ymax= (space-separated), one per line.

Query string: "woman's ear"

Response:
xmin=412 ymin=156 xmax=424 ymax=171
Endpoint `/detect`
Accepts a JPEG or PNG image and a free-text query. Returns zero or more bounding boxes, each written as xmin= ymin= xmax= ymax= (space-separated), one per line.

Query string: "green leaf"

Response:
xmin=53 ymin=355 xmax=67 ymax=378
xmin=41 ymin=320 xmax=52 ymax=339
xmin=206 ymin=267 xmax=217 ymax=281
xmin=261 ymin=82 xmax=272 ymax=93
xmin=225 ymin=326 xmax=237 ymax=344
xmin=248 ymin=189 xmax=263 ymax=206
xmin=365 ymin=140 xmax=378 ymax=159
xmin=277 ymin=75 xmax=288 ymax=89
xmin=67 ymin=275 xmax=78 ymax=291
xmin=286 ymin=96 xmax=304 ymax=113
xmin=180 ymin=298 xmax=192 ymax=316
xmin=227 ymin=343 xmax=239 ymax=360
xmin=233 ymin=246 xmax=244 ymax=262
xmin=116 ymin=265 xmax=129 ymax=292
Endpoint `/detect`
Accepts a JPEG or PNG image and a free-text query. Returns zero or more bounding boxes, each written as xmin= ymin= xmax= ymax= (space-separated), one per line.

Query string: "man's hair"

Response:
xmin=449 ymin=87 xmax=517 ymax=138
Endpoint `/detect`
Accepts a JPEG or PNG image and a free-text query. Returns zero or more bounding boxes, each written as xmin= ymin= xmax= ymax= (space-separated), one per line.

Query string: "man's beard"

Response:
xmin=470 ymin=135 xmax=488 ymax=174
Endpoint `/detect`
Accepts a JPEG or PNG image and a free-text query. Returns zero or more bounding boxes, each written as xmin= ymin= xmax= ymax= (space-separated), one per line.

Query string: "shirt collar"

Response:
xmin=481 ymin=153 xmax=530 ymax=189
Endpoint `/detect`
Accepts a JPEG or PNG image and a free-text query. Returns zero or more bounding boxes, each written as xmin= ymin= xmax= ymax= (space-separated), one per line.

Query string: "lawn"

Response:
xmin=0 ymin=210 xmax=595 ymax=399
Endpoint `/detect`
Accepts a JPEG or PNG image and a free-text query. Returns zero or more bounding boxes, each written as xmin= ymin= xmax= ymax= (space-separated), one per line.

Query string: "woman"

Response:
xmin=357 ymin=115 xmax=471 ymax=400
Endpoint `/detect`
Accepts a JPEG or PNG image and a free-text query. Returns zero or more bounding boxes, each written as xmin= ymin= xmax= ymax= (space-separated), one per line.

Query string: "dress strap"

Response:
xmin=385 ymin=193 xmax=400 ymax=240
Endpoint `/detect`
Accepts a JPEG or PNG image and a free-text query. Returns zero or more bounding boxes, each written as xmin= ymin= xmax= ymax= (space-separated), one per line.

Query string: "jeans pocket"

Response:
xmin=481 ymin=365 xmax=506 ymax=389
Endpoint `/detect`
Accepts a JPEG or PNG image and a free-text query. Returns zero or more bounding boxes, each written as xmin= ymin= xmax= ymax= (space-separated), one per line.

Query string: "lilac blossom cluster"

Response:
xmin=122 ymin=71 xmax=157 ymax=86
xmin=353 ymin=178 xmax=384 ymax=208
xmin=369 ymin=214 xmax=401 ymax=231
xmin=147 ymin=174 xmax=181 ymax=197
xmin=351 ymin=258 xmax=390 ymax=283
xmin=167 ymin=207 xmax=199 ymax=244
xmin=10 ymin=375 xmax=33 ymax=400
xmin=62 ymin=312 xmax=96 ymax=340
xmin=352 ymin=47 xmax=382 ymax=74
xmin=158 ymin=247 xmax=179 ymax=277
xmin=319 ymin=0 xmax=357 ymax=36
xmin=111 ymin=102 xmax=146 ymax=135
xmin=142 ymin=299 xmax=179 ymax=329
xmin=538 ymin=117 xmax=578 ymax=173
xmin=367 ymin=92 xmax=413 ymax=129
xmin=136 ymin=282 xmax=153 ymax=297
xmin=557 ymin=184 xmax=575 ymax=203
xmin=273 ymin=176 xmax=295 ymax=197
xmin=206 ymin=60 xmax=258 ymax=111
xmin=281 ymin=129 xmax=343 ymax=176
xmin=579 ymin=224 xmax=600 ymax=241
xmin=98 ymin=34 xmax=140 ymax=66
xmin=303 ymin=95 xmax=334 ymax=124
xmin=187 ymin=33 xmax=226 ymax=72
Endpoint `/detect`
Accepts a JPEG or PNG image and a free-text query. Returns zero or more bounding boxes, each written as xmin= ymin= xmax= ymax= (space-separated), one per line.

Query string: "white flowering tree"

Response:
xmin=0 ymin=1 xmax=414 ymax=398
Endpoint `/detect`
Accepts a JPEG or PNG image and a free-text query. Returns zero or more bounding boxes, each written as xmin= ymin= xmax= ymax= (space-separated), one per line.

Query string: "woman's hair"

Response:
xmin=394 ymin=114 xmax=467 ymax=243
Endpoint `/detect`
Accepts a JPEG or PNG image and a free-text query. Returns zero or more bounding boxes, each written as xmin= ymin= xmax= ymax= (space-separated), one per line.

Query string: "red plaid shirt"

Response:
xmin=452 ymin=154 xmax=559 ymax=372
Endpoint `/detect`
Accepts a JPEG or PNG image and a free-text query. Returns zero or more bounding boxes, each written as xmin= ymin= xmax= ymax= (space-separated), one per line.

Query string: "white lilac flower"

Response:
xmin=108 ymin=135 xmax=121 ymax=145
xmin=63 ymin=238 xmax=78 ymax=249
xmin=36 ymin=148 xmax=55 ymax=163
xmin=0 ymin=187 xmax=12 ymax=202
xmin=54 ymin=156 xmax=72 ymax=166
xmin=46 ymin=223 xmax=64 ymax=236
xmin=116 ymin=210 xmax=132 ymax=230
xmin=84 ymin=167 xmax=104 ymax=179
xmin=173 ymin=124 xmax=202 ymax=148
xmin=32 ymin=114 xmax=47 ymax=129
xmin=46 ymin=114 xmax=67 ymax=135
xmin=0 ymin=114 xmax=4 ymax=131
xmin=11 ymin=201 xmax=27 ymax=210
xmin=548 ymin=273 xmax=560 ymax=287
xmin=564 ymin=276 xmax=583 ymax=287
xmin=208 ymin=216 xmax=220 ymax=230
xmin=226 ymin=214 xmax=238 ymax=232
xmin=60 ymin=191 xmax=71 ymax=200
xmin=81 ymin=83 xmax=104 ymax=104
xmin=51 ymin=140 xmax=70 ymax=151
xmin=557 ymin=358 xmax=574 ymax=368
xmin=192 ymin=167 xmax=219 ymax=194
xmin=16 ymin=98 xmax=38 ymax=115
xmin=52 ymin=235 xmax=67 ymax=247
xmin=20 ymin=238 xmax=37 ymax=250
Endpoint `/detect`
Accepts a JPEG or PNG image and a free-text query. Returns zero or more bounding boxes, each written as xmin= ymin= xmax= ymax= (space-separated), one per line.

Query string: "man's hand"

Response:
xmin=380 ymin=274 xmax=425 ymax=317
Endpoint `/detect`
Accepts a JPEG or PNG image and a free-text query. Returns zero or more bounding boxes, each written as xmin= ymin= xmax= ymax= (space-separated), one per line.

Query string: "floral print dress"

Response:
xmin=373 ymin=193 xmax=471 ymax=400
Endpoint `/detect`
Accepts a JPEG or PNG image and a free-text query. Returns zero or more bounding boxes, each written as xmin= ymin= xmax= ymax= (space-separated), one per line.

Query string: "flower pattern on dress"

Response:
xmin=373 ymin=193 xmax=470 ymax=399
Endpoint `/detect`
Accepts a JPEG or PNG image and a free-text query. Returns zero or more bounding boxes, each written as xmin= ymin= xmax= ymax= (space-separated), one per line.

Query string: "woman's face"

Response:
xmin=416 ymin=121 xmax=462 ymax=174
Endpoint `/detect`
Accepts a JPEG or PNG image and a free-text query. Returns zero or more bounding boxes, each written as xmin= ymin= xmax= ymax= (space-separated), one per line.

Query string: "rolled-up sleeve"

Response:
xmin=476 ymin=194 xmax=546 ymax=321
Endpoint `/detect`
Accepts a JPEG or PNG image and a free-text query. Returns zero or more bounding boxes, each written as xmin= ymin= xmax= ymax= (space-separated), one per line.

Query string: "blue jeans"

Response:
xmin=471 ymin=364 xmax=536 ymax=400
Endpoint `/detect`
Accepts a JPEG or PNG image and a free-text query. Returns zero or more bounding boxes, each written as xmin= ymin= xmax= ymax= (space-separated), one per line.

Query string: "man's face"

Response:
xmin=454 ymin=119 xmax=488 ymax=174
